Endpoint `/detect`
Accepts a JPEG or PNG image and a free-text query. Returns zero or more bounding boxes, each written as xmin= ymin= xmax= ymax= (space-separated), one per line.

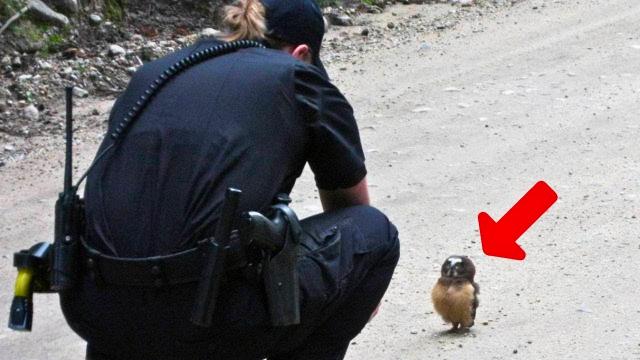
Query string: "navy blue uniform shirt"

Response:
xmin=84 ymin=39 xmax=367 ymax=257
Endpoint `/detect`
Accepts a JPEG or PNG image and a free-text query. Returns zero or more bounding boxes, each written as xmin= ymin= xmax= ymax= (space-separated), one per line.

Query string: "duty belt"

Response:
xmin=80 ymin=233 xmax=248 ymax=288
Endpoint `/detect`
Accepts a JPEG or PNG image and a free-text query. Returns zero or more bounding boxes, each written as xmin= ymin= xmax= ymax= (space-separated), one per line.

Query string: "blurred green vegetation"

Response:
xmin=0 ymin=0 xmax=27 ymax=18
xmin=104 ymin=0 xmax=126 ymax=22
xmin=0 ymin=1 xmax=71 ymax=56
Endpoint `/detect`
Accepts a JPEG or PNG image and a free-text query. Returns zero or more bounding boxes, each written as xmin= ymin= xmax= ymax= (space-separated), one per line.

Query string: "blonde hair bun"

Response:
xmin=221 ymin=0 xmax=268 ymax=42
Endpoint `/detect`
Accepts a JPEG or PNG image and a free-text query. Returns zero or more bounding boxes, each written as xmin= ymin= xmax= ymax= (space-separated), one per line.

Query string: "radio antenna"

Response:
xmin=64 ymin=86 xmax=74 ymax=191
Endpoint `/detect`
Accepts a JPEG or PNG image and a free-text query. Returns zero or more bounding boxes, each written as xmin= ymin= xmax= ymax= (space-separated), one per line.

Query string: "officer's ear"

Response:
xmin=289 ymin=44 xmax=312 ymax=64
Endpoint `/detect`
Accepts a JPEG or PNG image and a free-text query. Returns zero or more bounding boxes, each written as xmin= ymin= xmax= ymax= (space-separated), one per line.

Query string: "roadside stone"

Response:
xmin=1 ymin=56 xmax=11 ymax=66
xmin=452 ymin=0 xmax=474 ymax=6
xmin=200 ymin=28 xmax=221 ymax=38
xmin=412 ymin=106 xmax=433 ymax=113
xmin=108 ymin=44 xmax=126 ymax=57
xmin=4 ymin=145 xmax=16 ymax=152
xmin=50 ymin=0 xmax=79 ymax=14
xmin=89 ymin=13 xmax=103 ymax=25
xmin=62 ymin=47 xmax=81 ymax=59
xmin=73 ymin=87 xmax=89 ymax=98
xmin=365 ymin=5 xmax=384 ymax=14
xmin=23 ymin=105 xmax=40 ymax=121
xmin=14 ymin=37 xmax=45 ymax=53
xmin=141 ymin=42 xmax=162 ymax=61
xmin=126 ymin=66 xmax=138 ymax=75
xmin=17 ymin=74 xmax=33 ymax=82
xmin=387 ymin=22 xmax=396 ymax=29
xmin=326 ymin=13 xmax=354 ymax=27
xmin=131 ymin=34 xmax=144 ymax=43
xmin=361 ymin=28 xmax=370 ymax=36
xmin=37 ymin=60 xmax=53 ymax=70
xmin=28 ymin=0 xmax=70 ymax=27
xmin=12 ymin=57 xmax=22 ymax=68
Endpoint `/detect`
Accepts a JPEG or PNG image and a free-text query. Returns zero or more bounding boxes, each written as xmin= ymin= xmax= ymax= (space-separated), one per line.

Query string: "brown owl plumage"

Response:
xmin=431 ymin=255 xmax=479 ymax=331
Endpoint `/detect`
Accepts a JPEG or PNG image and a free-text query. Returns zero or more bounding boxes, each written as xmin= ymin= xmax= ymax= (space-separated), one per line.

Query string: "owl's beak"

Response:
xmin=445 ymin=269 xmax=453 ymax=277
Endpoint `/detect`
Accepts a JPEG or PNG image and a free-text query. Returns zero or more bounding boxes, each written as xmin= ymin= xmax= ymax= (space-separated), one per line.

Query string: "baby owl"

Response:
xmin=431 ymin=255 xmax=479 ymax=331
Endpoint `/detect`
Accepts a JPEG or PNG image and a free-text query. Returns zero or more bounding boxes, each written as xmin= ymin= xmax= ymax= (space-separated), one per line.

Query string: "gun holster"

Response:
xmin=241 ymin=195 xmax=302 ymax=327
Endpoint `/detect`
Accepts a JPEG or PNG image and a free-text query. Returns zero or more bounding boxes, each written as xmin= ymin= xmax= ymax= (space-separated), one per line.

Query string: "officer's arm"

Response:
xmin=319 ymin=177 xmax=370 ymax=212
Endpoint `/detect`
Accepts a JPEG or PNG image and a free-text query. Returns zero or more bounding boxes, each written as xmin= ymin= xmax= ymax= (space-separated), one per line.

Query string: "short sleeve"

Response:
xmin=294 ymin=64 xmax=367 ymax=190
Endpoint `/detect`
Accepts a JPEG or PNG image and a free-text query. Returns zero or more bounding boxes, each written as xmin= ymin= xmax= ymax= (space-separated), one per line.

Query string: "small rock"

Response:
xmin=412 ymin=106 xmax=432 ymax=113
xmin=91 ymin=108 xmax=100 ymax=116
xmin=418 ymin=42 xmax=431 ymax=51
xmin=454 ymin=0 xmax=474 ymax=6
xmin=12 ymin=56 xmax=22 ymax=68
xmin=17 ymin=74 xmax=33 ymax=82
xmin=88 ymin=13 xmax=102 ymax=25
xmin=360 ymin=28 xmax=370 ymax=36
xmin=131 ymin=34 xmax=144 ymax=43
xmin=37 ymin=60 xmax=53 ymax=69
xmin=126 ymin=66 xmax=138 ymax=75
xmin=141 ymin=42 xmax=162 ymax=61
xmin=23 ymin=105 xmax=40 ymax=120
xmin=1 ymin=56 xmax=10 ymax=66
xmin=50 ymin=0 xmax=79 ymax=14
xmin=326 ymin=13 xmax=353 ymax=27
xmin=73 ymin=87 xmax=89 ymax=98
xmin=0 ymin=161 xmax=5 ymax=168
xmin=200 ymin=28 xmax=221 ymax=38
xmin=108 ymin=44 xmax=126 ymax=57
xmin=28 ymin=0 xmax=70 ymax=26
xmin=366 ymin=5 xmax=383 ymax=14
xmin=4 ymin=145 xmax=15 ymax=152
xmin=387 ymin=22 xmax=395 ymax=29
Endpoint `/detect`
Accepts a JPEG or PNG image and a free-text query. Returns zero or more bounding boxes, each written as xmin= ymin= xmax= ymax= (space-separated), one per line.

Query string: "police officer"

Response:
xmin=61 ymin=0 xmax=400 ymax=359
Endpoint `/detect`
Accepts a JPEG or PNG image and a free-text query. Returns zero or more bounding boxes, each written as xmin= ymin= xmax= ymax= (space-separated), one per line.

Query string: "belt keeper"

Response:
xmin=85 ymin=257 xmax=105 ymax=286
xmin=150 ymin=263 xmax=165 ymax=288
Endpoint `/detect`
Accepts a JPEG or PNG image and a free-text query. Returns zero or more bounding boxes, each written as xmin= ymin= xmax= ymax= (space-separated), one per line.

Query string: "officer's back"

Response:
xmin=85 ymin=39 xmax=313 ymax=257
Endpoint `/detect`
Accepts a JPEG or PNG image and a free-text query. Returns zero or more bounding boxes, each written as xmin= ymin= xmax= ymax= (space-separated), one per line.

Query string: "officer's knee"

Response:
xmin=350 ymin=205 xmax=400 ymax=261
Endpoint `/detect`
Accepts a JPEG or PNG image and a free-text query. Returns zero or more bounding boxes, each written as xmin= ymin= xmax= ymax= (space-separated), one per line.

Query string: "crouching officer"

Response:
xmin=56 ymin=0 xmax=400 ymax=359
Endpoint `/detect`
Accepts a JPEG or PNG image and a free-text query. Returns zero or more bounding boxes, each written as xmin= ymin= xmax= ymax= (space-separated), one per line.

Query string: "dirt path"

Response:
xmin=2 ymin=0 xmax=640 ymax=358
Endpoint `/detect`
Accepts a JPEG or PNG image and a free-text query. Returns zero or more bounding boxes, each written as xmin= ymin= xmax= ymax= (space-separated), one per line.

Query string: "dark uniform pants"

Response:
xmin=61 ymin=205 xmax=400 ymax=360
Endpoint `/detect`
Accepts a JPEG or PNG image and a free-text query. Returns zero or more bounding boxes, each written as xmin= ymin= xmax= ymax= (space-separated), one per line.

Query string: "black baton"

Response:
xmin=191 ymin=188 xmax=241 ymax=327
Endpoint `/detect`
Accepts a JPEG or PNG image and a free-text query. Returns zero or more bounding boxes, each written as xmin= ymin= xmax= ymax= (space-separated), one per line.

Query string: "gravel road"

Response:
xmin=1 ymin=0 xmax=639 ymax=359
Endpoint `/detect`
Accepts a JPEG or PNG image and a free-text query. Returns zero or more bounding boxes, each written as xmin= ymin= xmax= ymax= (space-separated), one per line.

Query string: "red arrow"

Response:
xmin=478 ymin=181 xmax=557 ymax=260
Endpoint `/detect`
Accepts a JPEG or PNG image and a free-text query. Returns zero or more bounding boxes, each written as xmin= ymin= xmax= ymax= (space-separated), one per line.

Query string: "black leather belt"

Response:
xmin=80 ymin=233 xmax=248 ymax=288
